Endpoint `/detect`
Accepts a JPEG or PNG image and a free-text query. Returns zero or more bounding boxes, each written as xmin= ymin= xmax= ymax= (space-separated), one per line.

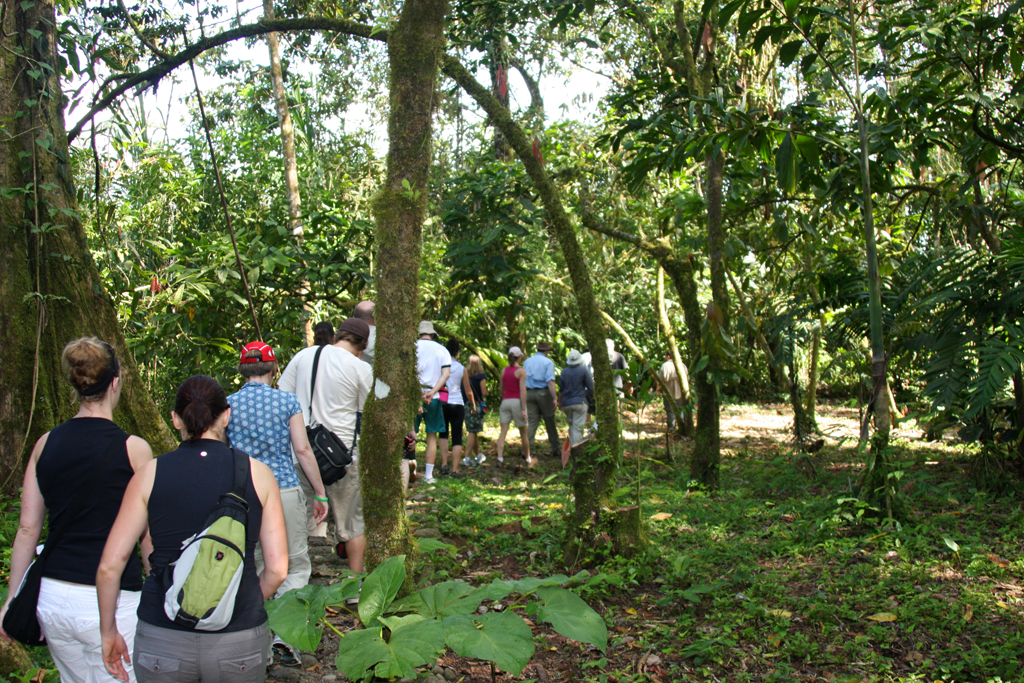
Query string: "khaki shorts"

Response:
xmin=499 ymin=398 xmax=526 ymax=428
xmin=328 ymin=452 xmax=364 ymax=543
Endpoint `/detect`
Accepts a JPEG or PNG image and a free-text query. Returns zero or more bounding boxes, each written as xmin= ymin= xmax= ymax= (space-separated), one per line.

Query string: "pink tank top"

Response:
xmin=502 ymin=366 xmax=521 ymax=400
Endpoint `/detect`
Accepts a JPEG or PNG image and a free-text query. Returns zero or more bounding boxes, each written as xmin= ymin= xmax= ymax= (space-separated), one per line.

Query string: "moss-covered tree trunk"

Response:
xmin=0 ymin=0 xmax=175 ymax=491
xmin=443 ymin=59 xmax=642 ymax=563
xmin=359 ymin=0 xmax=448 ymax=570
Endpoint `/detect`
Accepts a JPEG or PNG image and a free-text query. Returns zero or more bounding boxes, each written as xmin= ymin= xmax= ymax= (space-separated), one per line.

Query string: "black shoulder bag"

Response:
xmin=307 ymin=345 xmax=355 ymax=486
xmin=3 ymin=434 xmax=126 ymax=645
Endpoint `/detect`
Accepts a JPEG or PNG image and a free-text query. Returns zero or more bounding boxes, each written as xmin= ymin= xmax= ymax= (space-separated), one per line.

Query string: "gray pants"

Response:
xmin=663 ymin=397 xmax=684 ymax=432
xmin=134 ymin=621 xmax=270 ymax=683
xmin=526 ymin=388 xmax=560 ymax=456
xmin=562 ymin=403 xmax=588 ymax=447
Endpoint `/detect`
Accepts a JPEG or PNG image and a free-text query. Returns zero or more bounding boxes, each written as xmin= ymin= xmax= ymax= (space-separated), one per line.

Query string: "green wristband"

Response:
xmin=313 ymin=495 xmax=329 ymax=503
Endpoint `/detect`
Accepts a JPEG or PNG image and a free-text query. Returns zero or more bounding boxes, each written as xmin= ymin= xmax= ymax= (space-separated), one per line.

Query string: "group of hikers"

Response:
xmin=0 ymin=299 xmax=684 ymax=683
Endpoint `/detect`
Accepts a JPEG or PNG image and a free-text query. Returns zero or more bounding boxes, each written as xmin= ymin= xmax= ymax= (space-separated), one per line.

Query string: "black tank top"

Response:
xmin=138 ymin=439 xmax=266 ymax=632
xmin=36 ymin=417 xmax=143 ymax=591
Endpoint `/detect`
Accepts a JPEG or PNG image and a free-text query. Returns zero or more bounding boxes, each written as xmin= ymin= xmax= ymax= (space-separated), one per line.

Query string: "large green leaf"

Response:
xmin=443 ymin=611 xmax=534 ymax=675
xmin=775 ymin=131 xmax=798 ymax=195
xmin=268 ymin=586 xmax=328 ymax=652
xmin=335 ymin=629 xmax=390 ymax=683
xmin=335 ymin=618 xmax=445 ymax=682
xmin=536 ymin=586 xmax=608 ymax=651
xmin=322 ymin=576 xmax=362 ymax=607
xmin=359 ymin=555 xmax=406 ymax=628
xmin=391 ymin=580 xmax=486 ymax=618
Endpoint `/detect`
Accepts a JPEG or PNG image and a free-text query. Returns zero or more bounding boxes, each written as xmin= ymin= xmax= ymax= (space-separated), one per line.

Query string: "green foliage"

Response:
xmin=270 ymin=554 xmax=605 ymax=680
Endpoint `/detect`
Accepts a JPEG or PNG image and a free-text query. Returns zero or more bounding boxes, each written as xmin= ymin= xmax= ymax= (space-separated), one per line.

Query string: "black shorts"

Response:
xmin=439 ymin=403 xmax=465 ymax=447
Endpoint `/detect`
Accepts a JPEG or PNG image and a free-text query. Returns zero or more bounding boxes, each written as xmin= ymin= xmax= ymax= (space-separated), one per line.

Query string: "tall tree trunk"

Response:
xmin=848 ymin=0 xmax=895 ymax=518
xmin=261 ymin=0 xmax=313 ymax=345
xmin=690 ymin=150 xmax=729 ymax=489
xmin=443 ymin=58 xmax=643 ymax=562
xmin=359 ymin=0 xmax=448 ymax=571
xmin=0 ymin=0 xmax=175 ymax=491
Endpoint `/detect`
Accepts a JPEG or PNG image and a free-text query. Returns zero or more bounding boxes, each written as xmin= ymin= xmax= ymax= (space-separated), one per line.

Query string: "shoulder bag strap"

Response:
xmin=230 ymin=447 xmax=249 ymax=500
xmin=36 ymin=432 xmax=127 ymax=564
xmin=308 ymin=345 xmax=325 ymax=423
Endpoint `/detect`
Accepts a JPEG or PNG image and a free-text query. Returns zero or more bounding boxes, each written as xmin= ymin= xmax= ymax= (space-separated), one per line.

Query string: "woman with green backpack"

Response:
xmin=97 ymin=375 xmax=288 ymax=683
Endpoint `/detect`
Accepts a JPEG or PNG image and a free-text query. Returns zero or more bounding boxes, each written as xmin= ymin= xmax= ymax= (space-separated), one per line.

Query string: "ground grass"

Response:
xmin=405 ymin=401 xmax=1024 ymax=682
xmin=3 ymin=402 xmax=1023 ymax=683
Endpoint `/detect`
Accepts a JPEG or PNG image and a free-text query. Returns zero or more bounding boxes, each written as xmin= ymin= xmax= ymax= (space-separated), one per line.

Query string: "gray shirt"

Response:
xmin=559 ymin=365 xmax=594 ymax=407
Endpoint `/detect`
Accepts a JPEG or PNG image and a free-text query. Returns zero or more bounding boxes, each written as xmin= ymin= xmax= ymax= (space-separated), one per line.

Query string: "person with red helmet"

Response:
xmin=225 ymin=341 xmax=328 ymax=666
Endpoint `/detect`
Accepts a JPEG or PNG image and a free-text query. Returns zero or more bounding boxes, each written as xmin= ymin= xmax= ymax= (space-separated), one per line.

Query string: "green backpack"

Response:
xmin=162 ymin=448 xmax=250 ymax=631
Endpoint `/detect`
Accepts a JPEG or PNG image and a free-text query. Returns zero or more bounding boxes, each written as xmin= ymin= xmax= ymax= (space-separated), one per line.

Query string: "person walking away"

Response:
xmin=353 ymin=301 xmax=376 ymax=367
xmin=0 ymin=338 xmax=153 ymax=683
xmin=463 ymin=354 xmax=488 ymax=466
xmin=658 ymin=353 xmax=686 ymax=434
xmin=524 ymin=341 xmax=560 ymax=459
xmin=226 ymin=341 xmax=329 ymax=666
xmin=414 ymin=321 xmax=451 ymax=484
xmin=312 ymin=320 xmax=334 ymax=347
xmin=278 ymin=318 xmax=373 ymax=573
xmin=97 ymin=374 xmax=288 ymax=683
xmin=607 ymin=338 xmax=630 ymax=397
xmin=496 ymin=347 xmax=532 ymax=467
xmin=438 ymin=339 xmax=474 ymax=478
xmin=559 ymin=349 xmax=594 ymax=449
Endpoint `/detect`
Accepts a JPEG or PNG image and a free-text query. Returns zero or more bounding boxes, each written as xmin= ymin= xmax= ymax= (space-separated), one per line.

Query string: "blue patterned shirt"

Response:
xmin=227 ymin=381 xmax=302 ymax=489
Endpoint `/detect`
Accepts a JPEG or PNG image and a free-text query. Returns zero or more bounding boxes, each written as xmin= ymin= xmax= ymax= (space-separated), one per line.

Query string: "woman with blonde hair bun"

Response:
xmin=0 ymin=337 xmax=153 ymax=683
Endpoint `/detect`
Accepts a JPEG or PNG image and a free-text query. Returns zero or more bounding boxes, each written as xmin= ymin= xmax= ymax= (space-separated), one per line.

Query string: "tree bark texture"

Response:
xmin=359 ymin=0 xmax=448 ymax=571
xmin=0 ymin=0 xmax=175 ymax=490
xmin=442 ymin=58 xmax=638 ymax=562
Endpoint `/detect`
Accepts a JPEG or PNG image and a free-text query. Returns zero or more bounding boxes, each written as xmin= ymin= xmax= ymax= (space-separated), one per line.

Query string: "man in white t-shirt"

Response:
xmin=414 ymin=321 xmax=450 ymax=483
xmin=279 ymin=317 xmax=373 ymax=574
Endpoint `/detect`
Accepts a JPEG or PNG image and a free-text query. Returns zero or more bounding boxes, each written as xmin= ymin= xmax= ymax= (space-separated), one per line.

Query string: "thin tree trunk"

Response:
xmin=657 ymin=267 xmax=692 ymax=436
xmin=359 ymin=0 xmax=448 ymax=572
xmin=690 ymin=149 xmax=729 ymax=490
xmin=443 ymin=58 xmax=643 ymax=561
xmin=1 ymin=0 xmax=175 ymax=491
xmin=848 ymin=0 xmax=895 ymax=518
xmin=261 ymin=0 xmax=313 ymax=345
xmin=806 ymin=281 xmax=824 ymax=418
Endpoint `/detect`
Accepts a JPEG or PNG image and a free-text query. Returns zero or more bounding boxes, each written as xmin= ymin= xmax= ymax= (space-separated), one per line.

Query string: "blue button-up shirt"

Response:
xmin=227 ymin=381 xmax=302 ymax=489
xmin=523 ymin=352 xmax=555 ymax=389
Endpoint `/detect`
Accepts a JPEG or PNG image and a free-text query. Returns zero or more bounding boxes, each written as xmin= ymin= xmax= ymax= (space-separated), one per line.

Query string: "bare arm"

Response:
xmin=289 ymin=413 xmax=328 ymax=525
xmin=252 ymin=461 xmax=288 ymax=599
xmin=0 ymin=434 xmax=49 ymax=640
xmin=99 ymin=460 xmax=156 ymax=681
xmin=517 ymin=369 xmax=528 ymax=418
xmin=424 ymin=367 xmax=450 ymax=403
xmin=462 ymin=371 xmax=475 ymax=410
xmin=547 ymin=379 xmax=557 ymax=403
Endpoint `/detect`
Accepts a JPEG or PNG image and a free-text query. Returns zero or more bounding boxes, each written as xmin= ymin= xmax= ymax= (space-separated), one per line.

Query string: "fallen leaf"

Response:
xmin=964 ymin=605 xmax=973 ymax=622
xmin=626 ymin=607 xmax=637 ymax=615
xmin=866 ymin=612 xmax=897 ymax=622
xmin=996 ymin=601 xmax=1009 ymax=609
xmin=767 ymin=609 xmax=793 ymax=619
xmin=650 ymin=512 xmax=673 ymax=521
xmin=988 ymin=553 xmax=1009 ymax=567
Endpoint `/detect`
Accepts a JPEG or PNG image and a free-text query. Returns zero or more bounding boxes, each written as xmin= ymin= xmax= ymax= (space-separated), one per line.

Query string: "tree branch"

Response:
xmin=68 ymin=16 xmax=385 ymax=143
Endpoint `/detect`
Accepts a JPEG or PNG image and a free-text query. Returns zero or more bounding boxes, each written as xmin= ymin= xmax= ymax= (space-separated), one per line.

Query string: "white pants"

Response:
xmin=37 ymin=578 xmax=141 ymax=683
xmin=255 ymin=486 xmax=311 ymax=598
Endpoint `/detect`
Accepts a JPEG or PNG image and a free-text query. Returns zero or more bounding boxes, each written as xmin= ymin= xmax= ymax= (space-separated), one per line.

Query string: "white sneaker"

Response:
xmin=422 ymin=475 xmax=437 ymax=484
xmin=461 ymin=456 xmax=473 ymax=468
xmin=475 ymin=454 xmax=486 ymax=465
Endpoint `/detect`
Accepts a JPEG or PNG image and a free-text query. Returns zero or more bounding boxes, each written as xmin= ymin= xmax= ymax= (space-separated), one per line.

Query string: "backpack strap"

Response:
xmin=230 ymin=447 xmax=249 ymax=501
xmin=308 ymin=345 xmax=325 ymax=424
